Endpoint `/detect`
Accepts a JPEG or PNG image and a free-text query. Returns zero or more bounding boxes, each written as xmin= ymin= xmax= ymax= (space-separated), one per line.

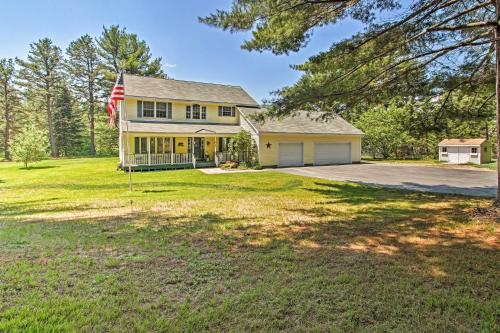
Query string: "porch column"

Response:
xmin=170 ymin=137 xmax=174 ymax=164
xmin=147 ymin=136 xmax=151 ymax=165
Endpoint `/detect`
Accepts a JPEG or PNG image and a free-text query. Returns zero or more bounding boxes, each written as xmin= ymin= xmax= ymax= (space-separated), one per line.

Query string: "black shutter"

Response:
xmin=167 ymin=103 xmax=172 ymax=119
xmin=231 ymin=107 xmax=235 ymax=117
xmin=218 ymin=106 xmax=222 ymax=117
xmin=137 ymin=101 xmax=143 ymax=117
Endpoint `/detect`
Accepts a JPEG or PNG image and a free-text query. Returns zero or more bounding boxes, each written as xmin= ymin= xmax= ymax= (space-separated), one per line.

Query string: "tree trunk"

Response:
xmin=495 ymin=0 xmax=500 ymax=205
xmin=3 ymin=81 xmax=10 ymax=161
xmin=89 ymin=82 xmax=96 ymax=156
xmin=46 ymin=93 xmax=57 ymax=158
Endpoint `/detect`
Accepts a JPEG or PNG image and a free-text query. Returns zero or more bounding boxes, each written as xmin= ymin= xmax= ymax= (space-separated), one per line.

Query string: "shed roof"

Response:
xmin=238 ymin=107 xmax=363 ymax=135
xmin=123 ymin=120 xmax=242 ymax=135
xmin=123 ymin=74 xmax=258 ymax=106
xmin=438 ymin=138 xmax=487 ymax=146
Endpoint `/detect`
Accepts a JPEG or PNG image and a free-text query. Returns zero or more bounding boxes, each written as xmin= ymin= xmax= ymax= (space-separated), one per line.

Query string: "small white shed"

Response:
xmin=438 ymin=138 xmax=492 ymax=165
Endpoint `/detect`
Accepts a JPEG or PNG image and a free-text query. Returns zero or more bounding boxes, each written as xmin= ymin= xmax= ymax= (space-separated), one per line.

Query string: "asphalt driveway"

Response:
xmin=277 ymin=163 xmax=498 ymax=197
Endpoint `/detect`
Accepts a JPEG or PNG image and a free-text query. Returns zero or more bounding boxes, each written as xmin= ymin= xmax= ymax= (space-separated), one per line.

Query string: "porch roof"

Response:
xmin=122 ymin=120 xmax=242 ymax=135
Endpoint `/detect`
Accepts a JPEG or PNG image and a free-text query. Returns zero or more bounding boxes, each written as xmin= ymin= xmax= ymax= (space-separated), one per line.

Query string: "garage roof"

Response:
xmin=438 ymin=138 xmax=487 ymax=146
xmin=122 ymin=120 xmax=242 ymax=135
xmin=124 ymin=74 xmax=258 ymax=106
xmin=238 ymin=107 xmax=363 ymax=135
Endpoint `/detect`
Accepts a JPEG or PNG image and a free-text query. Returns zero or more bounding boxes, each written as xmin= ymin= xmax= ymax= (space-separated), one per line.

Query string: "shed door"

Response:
xmin=458 ymin=147 xmax=470 ymax=164
xmin=278 ymin=143 xmax=303 ymax=167
xmin=448 ymin=146 xmax=470 ymax=164
xmin=448 ymin=146 xmax=459 ymax=163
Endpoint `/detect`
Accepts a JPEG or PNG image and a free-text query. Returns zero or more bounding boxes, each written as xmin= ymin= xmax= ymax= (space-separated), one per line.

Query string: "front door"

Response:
xmin=193 ymin=137 xmax=205 ymax=159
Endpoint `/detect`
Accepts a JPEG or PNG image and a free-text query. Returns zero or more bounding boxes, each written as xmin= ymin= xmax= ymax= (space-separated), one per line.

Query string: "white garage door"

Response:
xmin=448 ymin=146 xmax=470 ymax=164
xmin=314 ymin=143 xmax=351 ymax=165
xmin=278 ymin=143 xmax=303 ymax=167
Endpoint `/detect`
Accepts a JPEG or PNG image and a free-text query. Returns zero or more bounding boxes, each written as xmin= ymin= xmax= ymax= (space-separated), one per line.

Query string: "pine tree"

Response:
xmin=202 ymin=0 xmax=500 ymax=204
xmin=16 ymin=38 xmax=63 ymax=158
xmin=0 ymin=58 xmax=20 ymax=161
xmin=97 ymin=25 xmax=164 ymax=79
xmin=53 ymin=84 xmax=84 ymax=156
xmin=66 ymin=34 xmax=102 ymax=155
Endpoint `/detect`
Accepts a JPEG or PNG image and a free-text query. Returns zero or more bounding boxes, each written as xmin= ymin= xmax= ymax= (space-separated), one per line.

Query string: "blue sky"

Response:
xmin=0 ymin=0 xmax=367 ymax=103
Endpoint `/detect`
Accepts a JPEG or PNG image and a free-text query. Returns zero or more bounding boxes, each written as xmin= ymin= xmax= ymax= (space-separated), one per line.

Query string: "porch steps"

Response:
xmin=195 ymin=161 xmax=217 ymax=168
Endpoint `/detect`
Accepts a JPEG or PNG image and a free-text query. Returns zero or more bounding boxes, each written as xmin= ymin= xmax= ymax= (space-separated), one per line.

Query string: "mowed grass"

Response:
xmin=0 ymin=158 xmax=498 ymax=332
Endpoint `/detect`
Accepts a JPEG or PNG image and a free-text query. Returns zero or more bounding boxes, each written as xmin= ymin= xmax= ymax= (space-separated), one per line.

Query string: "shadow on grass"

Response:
xmin=142 ymin=189 xmax=175 ymax=193
xmin=19 ymin=165 xmax=60 ymax=170
xmin=11 ymin=179 xmax=304 ymax=193
xmin=1 ymin=180 xmax=497 ymax=331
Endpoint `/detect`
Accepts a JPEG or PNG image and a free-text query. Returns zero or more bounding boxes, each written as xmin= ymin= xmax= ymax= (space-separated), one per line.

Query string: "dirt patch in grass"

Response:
xmin=469 ymin=206 xmax=500 ymax=223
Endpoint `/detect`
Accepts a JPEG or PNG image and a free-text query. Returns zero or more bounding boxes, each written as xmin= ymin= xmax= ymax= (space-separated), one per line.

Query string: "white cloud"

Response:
xmin=164 ymin=63 xmax=177 ymax=68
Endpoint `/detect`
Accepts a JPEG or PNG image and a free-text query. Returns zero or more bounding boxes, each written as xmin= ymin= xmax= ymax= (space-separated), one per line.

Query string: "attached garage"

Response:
xmin=238 ymin=108 xmax=364 ymax=167
xmin=314 ymin=142 xmax=351 ymax=165
xmin=278 ymin=143 xmax=303 ymax=167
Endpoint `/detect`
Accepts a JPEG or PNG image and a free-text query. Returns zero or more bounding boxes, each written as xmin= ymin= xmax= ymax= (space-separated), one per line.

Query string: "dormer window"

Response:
xmin=218 ymin=106 xmax=235 ymax=117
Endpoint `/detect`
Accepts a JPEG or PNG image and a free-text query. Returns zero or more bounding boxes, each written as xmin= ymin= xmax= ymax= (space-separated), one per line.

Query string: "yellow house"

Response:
xmin=119 ymin=74 xmax=363 ymax=170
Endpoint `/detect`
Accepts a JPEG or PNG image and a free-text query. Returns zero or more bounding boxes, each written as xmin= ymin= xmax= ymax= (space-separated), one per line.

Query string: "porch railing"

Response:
xmin=126 ymin=153 xmax=193 ymax=166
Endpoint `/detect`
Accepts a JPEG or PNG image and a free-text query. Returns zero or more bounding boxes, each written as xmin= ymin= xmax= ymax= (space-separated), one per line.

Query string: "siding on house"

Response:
xmin=258 ymin=134 xmax=362 ymax=167
xmin=123 ymin=98 xmax=241 ymax=125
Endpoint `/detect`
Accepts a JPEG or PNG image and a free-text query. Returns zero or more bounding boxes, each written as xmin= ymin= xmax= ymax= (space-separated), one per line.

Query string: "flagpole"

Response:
xmin=119 ymin=70 xmax=132 ymax=192
xmin=126 ymin=119 xmax=132 ymax=191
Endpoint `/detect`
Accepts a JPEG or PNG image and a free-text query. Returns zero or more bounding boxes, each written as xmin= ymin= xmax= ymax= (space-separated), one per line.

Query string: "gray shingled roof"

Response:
xmin=239 ymin=107 xmax=364 ymax=135
xmin=123 ymin=120 xmax=242 ymax=135
xmin=124 ymin=74 xmax=258 ymax=106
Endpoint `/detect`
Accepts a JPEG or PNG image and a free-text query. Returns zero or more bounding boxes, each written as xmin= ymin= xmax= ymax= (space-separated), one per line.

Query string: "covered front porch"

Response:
xmin=121 ymin=135 xmax=234 ymax=170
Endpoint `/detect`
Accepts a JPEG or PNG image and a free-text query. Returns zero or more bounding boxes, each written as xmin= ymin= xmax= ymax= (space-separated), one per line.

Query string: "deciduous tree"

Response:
xmin=202 ymin=0 xmax=500 ymax=204
xmin=11 ymin=123 xmax=48 ymax=168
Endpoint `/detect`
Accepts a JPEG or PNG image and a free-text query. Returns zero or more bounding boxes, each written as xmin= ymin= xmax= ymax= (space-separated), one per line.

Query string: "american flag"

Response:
xmin=106 ymin=71 xmax=124 ymax=126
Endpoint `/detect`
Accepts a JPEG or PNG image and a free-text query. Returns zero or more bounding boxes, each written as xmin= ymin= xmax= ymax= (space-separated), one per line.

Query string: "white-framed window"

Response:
xmin=471 ymin=147 xmax=478 ymax=154
xmin=192 ymin=104 xmax=201 ymax=119
xmin=135 ymin=137 xmax=172 ymax=154
xmin=136 ymin=100 xmax=172 ymax=119
xmin=186 ymin=104 xmax=207 ymax=120
xmin=143 ymin=101 xmax=155 ymax=117
xmin=442 ymin=147 xmax=447 ymax=153
xmin=134 ymin=137 xmax=148 ymax=154
xmin=218 ymin=106 xmax=235 ymax=117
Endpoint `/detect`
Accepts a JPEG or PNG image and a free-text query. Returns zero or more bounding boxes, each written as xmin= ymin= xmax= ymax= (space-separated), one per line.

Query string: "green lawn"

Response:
xmin=0 ymin=158 xmax=498 ymax=332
